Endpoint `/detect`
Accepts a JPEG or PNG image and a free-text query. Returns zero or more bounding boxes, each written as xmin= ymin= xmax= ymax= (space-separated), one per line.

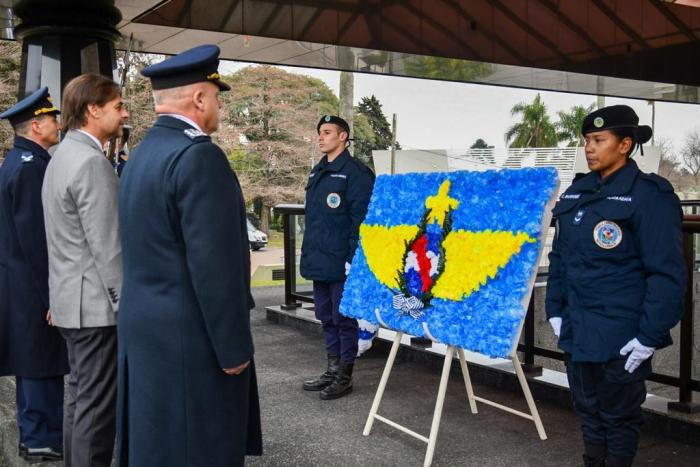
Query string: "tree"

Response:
xmin=504 ymin=94 xmax=558 ymax=148
xmin=470 ymin=138 xmax=492 ymax=149
xmin=354 ymin=95 xmax=399 ymax=165
xmin=555 ymin=103 xmax=596 ymax=147
xmin=681 ymin=129 xmax=700 ymax=189
xmin=350 ymin=112 xmax=376 ymax=166
xmin=118 ymin=52 xmax=161 ymax=148
xmin=222 ymin=65 xmax=339 ymax=231
xmin=0 ymin=40 xmax=21 ymax=158
xmin=655 ymin=136 xmax=691 ymax=192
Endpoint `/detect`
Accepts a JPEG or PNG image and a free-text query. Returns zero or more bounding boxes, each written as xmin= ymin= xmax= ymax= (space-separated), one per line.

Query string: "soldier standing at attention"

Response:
xmin=301 ymin=115 xmax=375 ymax=400
xmin=546 ymin=105 xmax=685 ymax=467
xmin=0 ymin=87 xmax=68 ymax=463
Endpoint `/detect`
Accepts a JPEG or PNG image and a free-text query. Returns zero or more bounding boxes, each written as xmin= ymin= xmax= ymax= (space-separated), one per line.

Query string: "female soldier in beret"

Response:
xmin=545 ymin=105 xmax=685 ymax=467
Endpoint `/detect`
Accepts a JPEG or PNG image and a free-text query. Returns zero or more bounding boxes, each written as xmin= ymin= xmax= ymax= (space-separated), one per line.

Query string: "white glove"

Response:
xmin=345 ymin=262 xmax=351 ymax=276
xmin=357 ymin=318 xmax=378 ymax=357
xmin=548 ymin=317 xmax=562 ymax=337
xmin=619 ymin=338 xmax=655 ymax=373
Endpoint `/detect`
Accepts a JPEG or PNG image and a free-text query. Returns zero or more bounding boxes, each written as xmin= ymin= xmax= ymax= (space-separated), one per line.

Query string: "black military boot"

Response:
xmin=582 ymin=443 xmax=607 ymax=467
xmin=303 ymin=354 xmax=340 ymax=391
xmin=320 ymin=361 xmax=353 ymax=400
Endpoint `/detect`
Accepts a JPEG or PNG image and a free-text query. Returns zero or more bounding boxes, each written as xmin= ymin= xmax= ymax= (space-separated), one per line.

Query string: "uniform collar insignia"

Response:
xmin=184 ymin=128 xmax=208 ymax=140
xmin=13 ymin=136 xmax=50 ymax=161
xmin=20 ymin=152 xmax=34 ymax=163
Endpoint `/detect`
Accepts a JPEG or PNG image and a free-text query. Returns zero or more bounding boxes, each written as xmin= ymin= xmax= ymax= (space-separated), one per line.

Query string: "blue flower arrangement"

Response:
xmin=339 ymin=168 xmax=558 ymax=358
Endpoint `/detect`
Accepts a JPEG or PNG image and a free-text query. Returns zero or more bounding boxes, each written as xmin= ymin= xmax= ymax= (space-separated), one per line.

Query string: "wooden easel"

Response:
xmin=362 ymin=185 xmax=558 ymax=467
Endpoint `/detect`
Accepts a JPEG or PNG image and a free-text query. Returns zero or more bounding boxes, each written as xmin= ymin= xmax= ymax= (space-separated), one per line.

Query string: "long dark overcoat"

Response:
xmin=116 ymin=116 xmax=262 ymax=466
xmin=0 ymin=136 xmax=68 ymax=377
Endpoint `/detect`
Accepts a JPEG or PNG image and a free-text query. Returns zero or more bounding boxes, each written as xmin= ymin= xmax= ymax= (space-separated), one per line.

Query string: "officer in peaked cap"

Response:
xmin=117 ymin=44 xmax=262 ymax=466
xmin=546 ymin=105 xmax=685 ymax=467
xmin=140 ymin=43 xmax=231 ymax=91
xmin=0 ymin=87 xmax=68 ymax=462
xmin=300 ymin=115 xmax=375 ymax=400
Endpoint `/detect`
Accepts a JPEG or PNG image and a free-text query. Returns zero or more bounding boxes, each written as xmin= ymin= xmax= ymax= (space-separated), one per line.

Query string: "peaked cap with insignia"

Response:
xmin=141 ymin=44 xmax=231 ymax=91
xmin=581 ymin=105 xmax=652 ymax=145
xmin=0 ymin=86 xmax=60 ymax=126
xmin=317 ymin=115 xmax=351 ymax=137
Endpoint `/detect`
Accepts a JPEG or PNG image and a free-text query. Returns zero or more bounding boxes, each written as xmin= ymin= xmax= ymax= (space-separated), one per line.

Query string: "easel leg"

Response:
xmin=456 ymin=348 xmax=478 ymax=414
xmin=423 ymin=346 xmax=455 ymax=467
xmin=363 ymin=331 xmax=404 ymax=436
xmin=511 ymin=352 xmax=548 ymax=440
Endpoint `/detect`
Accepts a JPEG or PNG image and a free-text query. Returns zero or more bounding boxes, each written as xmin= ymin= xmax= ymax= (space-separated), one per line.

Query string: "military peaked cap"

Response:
xmin=141 ymin=44 xmax=231 ymax=91
xmin=581 ymin=105 xmax=652 ymax=145
xmin=317 ymin=115 xmax=351 ymax=136
xmin=0 ymin=87 xmax=60 ymax=126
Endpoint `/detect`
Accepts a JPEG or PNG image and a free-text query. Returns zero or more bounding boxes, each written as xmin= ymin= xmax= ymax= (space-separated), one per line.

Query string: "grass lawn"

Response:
xmin=267 ymin=230 xmax=283 ymax=248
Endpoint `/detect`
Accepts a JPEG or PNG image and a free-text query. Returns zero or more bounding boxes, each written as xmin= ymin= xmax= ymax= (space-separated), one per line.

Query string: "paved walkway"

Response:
xmin=250 ymin=247 xmax=285 ymax=275
xmin=248 ymin=287 xmax=700 ymax=467
xmin=1 ymin=286 xmax=699 ymax=466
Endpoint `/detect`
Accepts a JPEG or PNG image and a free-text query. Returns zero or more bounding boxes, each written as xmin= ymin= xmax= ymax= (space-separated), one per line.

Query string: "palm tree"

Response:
xmin=504 ymin=94 xmax=558 ymax=148
xmin=556 ymin=103 xmax=596 ymax=147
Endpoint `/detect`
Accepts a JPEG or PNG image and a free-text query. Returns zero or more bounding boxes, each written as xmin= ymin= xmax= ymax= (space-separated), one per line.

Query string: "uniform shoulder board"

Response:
xmin=184 ymin=128 xmax=209 ymax=140
xmin=20 ymin=151 xmax=34 ymax=163
xmin=640 ymin=172 xmax=674 ymax=193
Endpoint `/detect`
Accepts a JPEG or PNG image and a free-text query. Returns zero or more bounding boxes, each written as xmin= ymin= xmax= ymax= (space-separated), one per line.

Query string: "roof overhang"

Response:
xmin=2 ymin=0 xmax=700 ymax=103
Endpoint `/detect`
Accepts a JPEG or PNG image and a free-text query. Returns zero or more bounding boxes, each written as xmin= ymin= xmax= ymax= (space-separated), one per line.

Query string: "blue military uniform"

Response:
xmin=546 ymin=159 xmax=685 ymax=361
xmin=301 ymin=143 xmax=375 ymax=366
xmin=0 ymin=87 xmax=68 ymax=457
xmin=545 ymin=105 xmax=685 ymax=467
xmin=117 ymin=45 xmax=261 ymax=467
xmin=301 ymin=148 xmax=375 ymax=282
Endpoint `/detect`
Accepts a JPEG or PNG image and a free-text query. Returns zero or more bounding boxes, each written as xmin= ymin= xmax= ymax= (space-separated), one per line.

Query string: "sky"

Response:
xmin=220 ymin=61 xmax=700 ymax=157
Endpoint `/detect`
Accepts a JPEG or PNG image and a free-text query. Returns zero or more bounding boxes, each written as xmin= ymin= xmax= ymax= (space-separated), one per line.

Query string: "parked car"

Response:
xmin=247 ymin=219 xmax=268 ymax=251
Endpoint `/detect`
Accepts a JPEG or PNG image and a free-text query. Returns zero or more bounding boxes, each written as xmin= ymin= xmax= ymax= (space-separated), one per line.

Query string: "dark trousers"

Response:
xmin=59 ymin=326 xmax=117 ymax=467
xmin=565 ymin=355 xmax=651 ymax=461
xmin=15 ymin=376 xmax=64 ymax=448
xmin=313 ymin=280 xmax=358 ymax=363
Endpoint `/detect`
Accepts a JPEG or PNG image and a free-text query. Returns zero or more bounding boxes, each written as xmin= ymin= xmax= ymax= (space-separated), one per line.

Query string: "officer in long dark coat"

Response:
xmin=116 ymin=45 xmax=262 ymax=466
xmin=0 ymin=87 xmax=68 ymax=462
xmin=301 ymin=115 xmax=375 ymax=400
xmin=546 ymin=105 xmax=685 ymax=467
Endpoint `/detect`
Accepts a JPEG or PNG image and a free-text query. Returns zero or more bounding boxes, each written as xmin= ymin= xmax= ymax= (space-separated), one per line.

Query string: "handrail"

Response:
xmin=275 ymin=204 xmax=699 ymax=411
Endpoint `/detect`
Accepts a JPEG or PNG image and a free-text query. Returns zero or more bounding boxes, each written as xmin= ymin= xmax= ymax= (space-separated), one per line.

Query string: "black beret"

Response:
xmin=581 ymin=105 xmax=652 ymax=145
xmin=0 ymin=87 xmax=60 ymax=126
xmin=317 ymin=115 xmax=350 ymax=135
xmin=141 ymin=44 xmax=230 ymax=91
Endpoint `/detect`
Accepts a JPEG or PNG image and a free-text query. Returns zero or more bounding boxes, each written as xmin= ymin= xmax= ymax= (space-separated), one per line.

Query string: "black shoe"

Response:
xmin=303 ymin=354 xmax=340 ymax=391
xmin=320 ymin=361 xmax=353 ymax=400
xmin=583 ymin=443 xmax=607 ymax=467
xmin=21 ymin=445 xmax=63 ymax=463
xmin=18 ymin=443 xmax=27 ymax=456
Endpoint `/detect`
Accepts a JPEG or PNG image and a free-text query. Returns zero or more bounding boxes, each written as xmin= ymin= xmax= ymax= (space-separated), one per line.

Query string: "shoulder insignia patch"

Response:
xmin=184 ymin=128 xmax=208 ymax=140
xmin=20 ymin=152 xmax=34 ymax=163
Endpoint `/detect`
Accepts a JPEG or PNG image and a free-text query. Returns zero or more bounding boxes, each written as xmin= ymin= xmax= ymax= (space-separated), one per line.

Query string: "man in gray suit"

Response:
xmin=42 ymin=73 xmax=128 ymax=467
